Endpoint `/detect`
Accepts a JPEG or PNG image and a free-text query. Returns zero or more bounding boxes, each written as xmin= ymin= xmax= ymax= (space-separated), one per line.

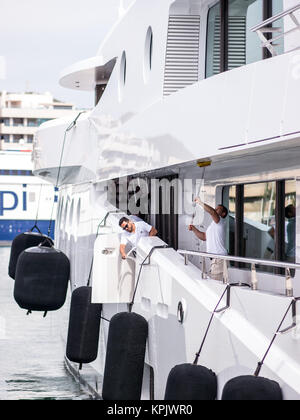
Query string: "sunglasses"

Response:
xmin=122 ymin=223 xmax=129 ymax=231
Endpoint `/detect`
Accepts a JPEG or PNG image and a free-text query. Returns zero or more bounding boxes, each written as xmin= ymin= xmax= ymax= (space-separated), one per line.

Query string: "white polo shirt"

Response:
xmin=121 ymin=220 xmax=153 ymax=247
xmin=206 ymin=217 xmax=228 ymax=256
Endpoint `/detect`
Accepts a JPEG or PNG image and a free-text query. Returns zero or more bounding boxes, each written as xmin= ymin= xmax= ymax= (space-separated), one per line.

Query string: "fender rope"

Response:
xmin=47 ymin=111 xmax=86 ymax=237
xmin=254 ymin=298 xmax=296 ymax=377
xmin=129 ymin=245 xmax=171 ymax=312
xmin=193 ymin=285 xmax=230 ymax=365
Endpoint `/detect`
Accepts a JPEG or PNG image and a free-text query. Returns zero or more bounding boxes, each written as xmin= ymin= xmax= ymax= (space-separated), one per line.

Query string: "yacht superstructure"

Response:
xmin=34 ymin=0 xmax=300 ymax=399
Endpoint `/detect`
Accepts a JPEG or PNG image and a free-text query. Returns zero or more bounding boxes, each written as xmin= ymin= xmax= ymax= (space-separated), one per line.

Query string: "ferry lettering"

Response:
xmin=0 ymin=191 xmax=18 ymax=216
xmin=107 ymin=404 xmax=142 ymax=418
xmin=23 ymin=190 xmax=27 ymax=211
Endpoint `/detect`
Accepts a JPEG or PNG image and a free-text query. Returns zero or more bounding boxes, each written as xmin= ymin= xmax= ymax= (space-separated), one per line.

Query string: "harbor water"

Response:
xmin=0 ymin=246 xmax=91 ymax=400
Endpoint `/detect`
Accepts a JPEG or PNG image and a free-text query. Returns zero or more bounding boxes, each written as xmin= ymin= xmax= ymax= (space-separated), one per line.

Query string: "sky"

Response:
xmin=0 ymin=0 xmax=122 ymax=109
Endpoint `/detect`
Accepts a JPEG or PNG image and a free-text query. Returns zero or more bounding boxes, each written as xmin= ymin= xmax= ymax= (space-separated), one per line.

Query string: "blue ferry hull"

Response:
xmin=0 ymin=220 xmax=55 ymax=241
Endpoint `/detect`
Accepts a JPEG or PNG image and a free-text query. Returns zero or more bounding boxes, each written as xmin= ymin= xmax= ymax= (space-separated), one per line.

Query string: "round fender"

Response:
xmin=164 ymin=363 xmax=218 ymax=400
xmin=222 ymin=375 xmax=283 ymax=400
xmin=14 ymin=245 xmax=69 ymax=312
xmin=102 ymin=312 xmax=148 ymax=400
xmin=66 ymin=286 xmax=102 ymax=365
xmin=9 ymin=232 xmax=53 ymax=279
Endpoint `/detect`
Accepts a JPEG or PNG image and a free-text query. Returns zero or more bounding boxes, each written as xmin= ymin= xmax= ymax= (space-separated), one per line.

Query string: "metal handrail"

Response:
xmin=177 ymin=249 xmax=300 ymax=297
xmin=251 ymin=3 xmax=300 ymax=57
xmin=251 ymin=4 xmax=300 ymax=32
xmin=178 ymin=249 xmax=300 ymax=269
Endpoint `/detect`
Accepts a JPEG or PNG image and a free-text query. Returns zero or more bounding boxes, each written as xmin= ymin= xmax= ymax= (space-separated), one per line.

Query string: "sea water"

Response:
xmin=0 ymin=247 xmax=91 ymax=400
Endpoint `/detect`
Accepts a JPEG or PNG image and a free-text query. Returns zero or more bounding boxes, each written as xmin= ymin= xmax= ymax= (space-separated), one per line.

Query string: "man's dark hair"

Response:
xmin=285 ymin=204 xmax=295 ymax=219
xmin=119 ymin=216 xmax=129 ymax=227
xmin=218 ymin=205 xmax=228 ymax=218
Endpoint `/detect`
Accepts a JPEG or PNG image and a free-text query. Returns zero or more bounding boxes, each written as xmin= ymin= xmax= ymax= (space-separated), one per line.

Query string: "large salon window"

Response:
xmin=228 ymin=0 xmax=263 ymax=68
xmin=285 ymin=180 xmax=296 ymax=263
xmin=206 ymin=0 xmax=283 ymax=78
xmin=243 ymin=182 xmax=276 ymax=262
xmin=224 ymin=180 xmax=296 ymax=273
xmin=206 ymin=2 xmax=221 ymax=78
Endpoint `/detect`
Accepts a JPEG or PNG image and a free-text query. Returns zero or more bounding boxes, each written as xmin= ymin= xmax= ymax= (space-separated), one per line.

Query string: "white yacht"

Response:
xmin=33 ymin=0 xmax=300 ymax=400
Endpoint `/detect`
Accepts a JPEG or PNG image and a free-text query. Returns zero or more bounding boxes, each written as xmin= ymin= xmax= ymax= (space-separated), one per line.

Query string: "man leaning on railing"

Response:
xmin=188 ymin=199 xmax=228 ymax=280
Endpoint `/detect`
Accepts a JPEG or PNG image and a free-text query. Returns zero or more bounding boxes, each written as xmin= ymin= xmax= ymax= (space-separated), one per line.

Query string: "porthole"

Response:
xmin=144 ymin=27 xmax=153 ymax=83
xmin=119 ymin=51 xmax=127 ymax=101
xmin=177 ymin=299 xmax=187 ymax=324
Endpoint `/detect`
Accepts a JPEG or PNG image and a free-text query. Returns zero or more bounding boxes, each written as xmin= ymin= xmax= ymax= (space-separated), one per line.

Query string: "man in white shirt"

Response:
xmin=119 ymin=216 xmax=158 ymax=259
xmin=188 ymin=199 xmax=228 ymax=280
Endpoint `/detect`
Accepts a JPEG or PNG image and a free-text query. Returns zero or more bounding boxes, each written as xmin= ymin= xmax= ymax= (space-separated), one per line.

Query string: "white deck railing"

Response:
xmin=251 ymin=3 xmax=300 ymax=56
xmin=177 ymin=249 xmax=300 ymax=297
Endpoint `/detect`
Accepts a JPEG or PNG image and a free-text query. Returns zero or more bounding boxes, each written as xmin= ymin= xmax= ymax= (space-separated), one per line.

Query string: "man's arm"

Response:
xmin=120 ymin=244 xmax=127 ymax=259
xmin=195 ymin=198 xmax=220 ymax=224
xmin=188 ymin=225 xmax=206 ymax=241
xmin=149 ymin=227 xmax=158 ymax=237
xmin=142 ymin=221 xmax=157 ymax=237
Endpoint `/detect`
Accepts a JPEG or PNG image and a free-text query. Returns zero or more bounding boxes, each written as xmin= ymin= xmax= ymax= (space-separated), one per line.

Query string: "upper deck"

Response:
xmin=59 ymin=0 xmax=300 ymax=107
xmin=34 ymin=0 xmax=300 ymax=185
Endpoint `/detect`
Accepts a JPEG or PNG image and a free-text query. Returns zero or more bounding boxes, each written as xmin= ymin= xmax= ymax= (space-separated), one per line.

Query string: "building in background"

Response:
xmin=0 ymin=92 xmax=80 ymax=242
xmin=0 ymin=91 xmax=75 ymax=151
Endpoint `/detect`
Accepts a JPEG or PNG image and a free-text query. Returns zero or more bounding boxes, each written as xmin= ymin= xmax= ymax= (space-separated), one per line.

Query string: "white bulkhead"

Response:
xmin=92 ymin=227 xmax=135 ymax=304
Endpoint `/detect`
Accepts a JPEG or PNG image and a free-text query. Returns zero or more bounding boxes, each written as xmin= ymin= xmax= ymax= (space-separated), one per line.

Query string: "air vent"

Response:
xmin=212 ymin=16 xmax=246 ymax=74
xmin=164 ymin=15 xmax=200 ymax=96
xmin=228 ymin=16 xmax=247 ymax=70
xmin=212 ymin=18 xmax=221 ymax=75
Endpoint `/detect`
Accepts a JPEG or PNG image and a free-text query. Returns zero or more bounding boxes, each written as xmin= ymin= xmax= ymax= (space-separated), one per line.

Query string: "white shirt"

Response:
xmin=121 ymin=220 xmax=153 ymax=247
xmin=206 ymin=217 xmax=228 ymax=255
